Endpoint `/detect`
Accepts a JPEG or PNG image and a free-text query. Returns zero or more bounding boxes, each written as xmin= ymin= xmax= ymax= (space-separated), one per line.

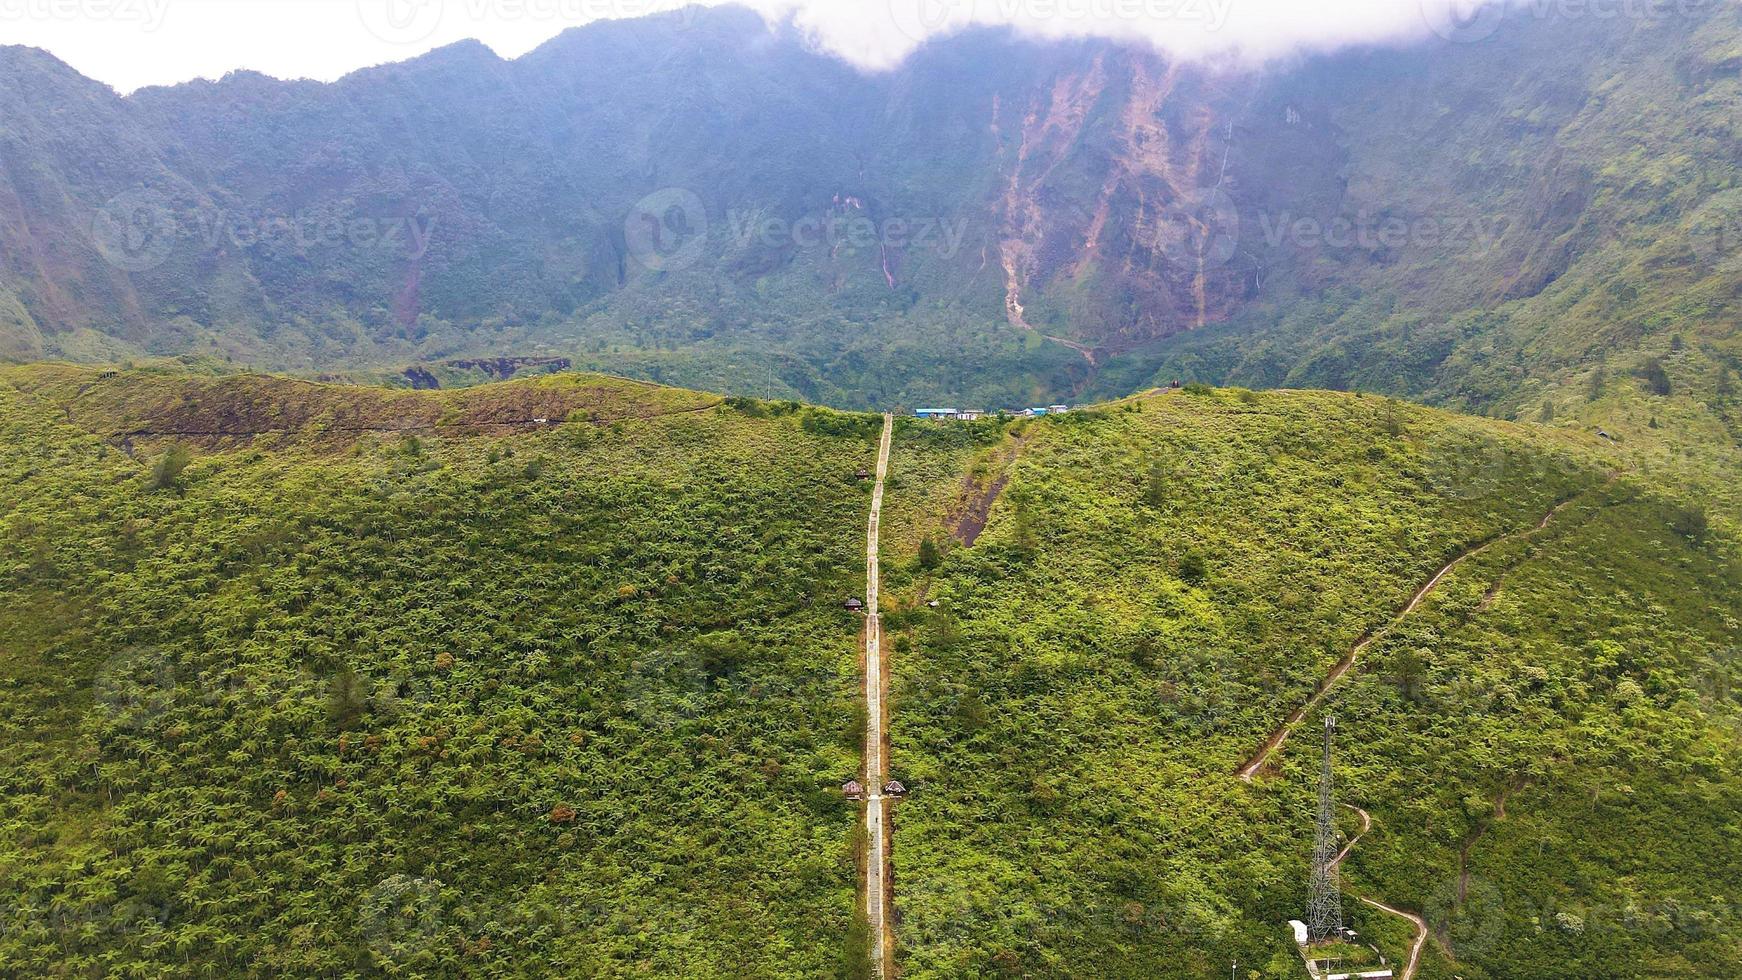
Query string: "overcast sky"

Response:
xmin=1 ymin=0 xmax=1502 ymax=93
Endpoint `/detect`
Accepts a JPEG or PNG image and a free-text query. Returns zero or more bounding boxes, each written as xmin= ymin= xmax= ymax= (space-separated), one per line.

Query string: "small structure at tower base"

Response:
xmin=1287 ymin=920 xmax=1393 ymax=980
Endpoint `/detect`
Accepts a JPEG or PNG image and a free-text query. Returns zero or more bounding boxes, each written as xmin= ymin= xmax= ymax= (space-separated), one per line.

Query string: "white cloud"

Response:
xmin=762 ymin=0 xmax=1506 ymax=69
xmin=0 ymin=0 xmax=1504 ymax=93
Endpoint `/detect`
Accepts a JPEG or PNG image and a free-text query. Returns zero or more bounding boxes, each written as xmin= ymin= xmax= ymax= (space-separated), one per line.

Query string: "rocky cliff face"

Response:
xmin=987 ymin=52 xmax=1260 ymax=357
xmin=0 ymin=3 xmax=1736 ymax=412
xmin=0 ymin=12 xmax=1299 ymax=363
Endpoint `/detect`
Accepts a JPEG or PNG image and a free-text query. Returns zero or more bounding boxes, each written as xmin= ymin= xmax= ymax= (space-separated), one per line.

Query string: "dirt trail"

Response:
xmin=1359 ymin=895 xmax=1430 ymax=980
xmin=1459 ymin=780 xmax=1524 ymax=904
xmin=953 ymin=471 xmax=1010 ymax=546
xmin=1236 ymin=489 xmax=1593 ymax=781
xmin=953 ymin=434 xmax=1025 ymax=546
xmin=862 ymin=413 xmax=895 ymax=978
xmin=1335 ymin=805 xmax=1430 ymax=980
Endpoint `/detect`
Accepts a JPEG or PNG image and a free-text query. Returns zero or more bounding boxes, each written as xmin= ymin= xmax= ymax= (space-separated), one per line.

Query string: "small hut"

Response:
xmin=844 ymin=598 xmax=865 ymax=612
xmin=843 ymin=780 xmax=864 ymax=800
xmin=884 ymin=780 xmax=907 ymax=797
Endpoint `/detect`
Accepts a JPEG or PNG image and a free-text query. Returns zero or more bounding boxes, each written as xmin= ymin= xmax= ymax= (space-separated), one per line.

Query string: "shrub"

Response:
xmin=1672 ymin=504 xmax=1709 ymax=544
xmin=917 ymin=535 xmax=941 ymax=570
xmin=1636 ymin=357 xmax=1672 ymax=396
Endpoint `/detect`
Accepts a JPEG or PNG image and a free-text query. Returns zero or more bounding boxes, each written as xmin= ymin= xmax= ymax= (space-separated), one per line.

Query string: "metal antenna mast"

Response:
xmin=1306 ymin=714 xmax=1345 ymax=943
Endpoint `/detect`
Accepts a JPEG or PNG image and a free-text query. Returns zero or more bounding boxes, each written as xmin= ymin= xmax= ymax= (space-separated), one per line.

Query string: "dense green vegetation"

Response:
xmin=1 ymin=366 xmax=1737 ymax=977
xmin=0 ymin=366 xmax=883 ymax=976
xmin=4 ymin=3 xmax=1740 ymax=974
xmin=882 ymin=388 xmax=1741 ymax=977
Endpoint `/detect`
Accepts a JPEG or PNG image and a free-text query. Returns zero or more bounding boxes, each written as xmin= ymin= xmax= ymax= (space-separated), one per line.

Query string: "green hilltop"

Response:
xmin=1 ymin=366 xmax=1736 ymax=976
xmin=0 ymin=365 xmax=882 ymax=975
xmin=882 ymin=388 xmax=1741 ymax=978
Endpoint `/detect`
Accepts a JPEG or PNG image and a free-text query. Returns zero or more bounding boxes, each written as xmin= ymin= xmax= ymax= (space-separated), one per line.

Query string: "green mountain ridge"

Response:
xmin=1 ymin=364 xmax=1736 ymax=976
xmin=3 ymin=5 xmax=1742 ymax=976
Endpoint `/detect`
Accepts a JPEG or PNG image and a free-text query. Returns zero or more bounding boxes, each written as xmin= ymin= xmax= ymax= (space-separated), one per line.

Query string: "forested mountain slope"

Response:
xmin=879 ymin=388 xmax=1742 ymax=978
xmin=0 ymin=364 xmax=884 ymax=975
xmin=2 ymin=365 xmax=1735 ymax=976
xmin=1098 ymin=2 xmax=1742 ymax=421
xmin=3 ymin=4 xmax=1741 ymax=417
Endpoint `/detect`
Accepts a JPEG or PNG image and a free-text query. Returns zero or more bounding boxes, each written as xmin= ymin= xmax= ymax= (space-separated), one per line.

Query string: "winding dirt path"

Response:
xmin=1334 ymin=805 xmax=1429 ymax=980
xmin=1359 ymin=895 xmax=1430 ymax=980
xmin=863 ymin=414 xmax=895 ymax=978
xmin=1236 ymin=489 xmax=1592 ymax=781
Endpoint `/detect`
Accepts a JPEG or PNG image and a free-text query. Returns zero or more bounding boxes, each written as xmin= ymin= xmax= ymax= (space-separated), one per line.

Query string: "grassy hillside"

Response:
xmin=880 ymin=387 xmax=1741 ymax=977
xmin=0 ymin=365 xmax=883 ymax=976
xmin=2 ymin=368 xmax=1736 ymax=977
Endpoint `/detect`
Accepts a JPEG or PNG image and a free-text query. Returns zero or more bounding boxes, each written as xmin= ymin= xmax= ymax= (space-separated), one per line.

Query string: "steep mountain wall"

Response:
xmin=0 ymin=4 xmax=1738 ymax=415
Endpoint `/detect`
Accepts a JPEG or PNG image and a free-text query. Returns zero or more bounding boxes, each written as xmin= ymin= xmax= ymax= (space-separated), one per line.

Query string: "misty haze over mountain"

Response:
xmin=9 ymin=0 xmax=1520 ymax=92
